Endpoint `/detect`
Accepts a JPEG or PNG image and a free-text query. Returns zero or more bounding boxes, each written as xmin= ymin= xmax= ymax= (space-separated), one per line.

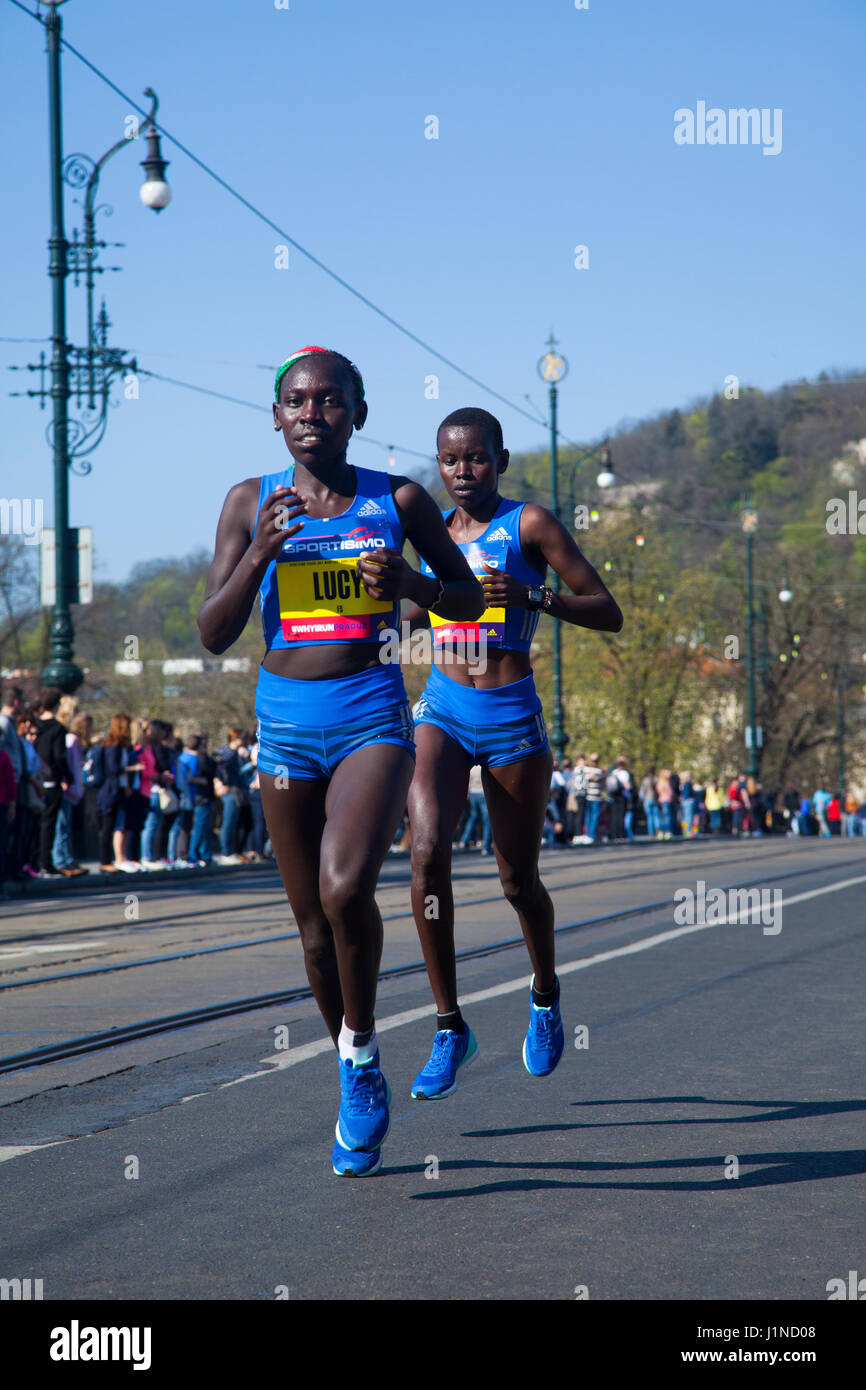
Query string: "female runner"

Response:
xmin=407 ymin=407 xmax=622 ymax=1097
xmin=197 ymin=349 xmax=482 ymax=1175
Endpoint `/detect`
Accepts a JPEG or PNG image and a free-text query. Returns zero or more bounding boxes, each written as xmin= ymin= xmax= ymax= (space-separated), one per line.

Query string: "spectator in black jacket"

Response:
xmin=214 ymin=727 xmax=246 ymax=862
xmin=669 ymin=768 xmax=681 ymax=837
xmin=34 ymin=687 xmax=72 ymax=877
xmin=95 ymin=713 xmax=134 ymax=871
xmin=188 ymin=734 xmax=216 ymax=866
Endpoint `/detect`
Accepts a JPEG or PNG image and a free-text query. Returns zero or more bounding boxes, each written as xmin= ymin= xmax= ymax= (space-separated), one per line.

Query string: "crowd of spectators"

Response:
xmin=2 ymin=684 xmax=864 ymax=889
xmin=0 ymin=684 xmax=267 ymax=890
xmin=452 ymin=754 xmax=866 ymax=851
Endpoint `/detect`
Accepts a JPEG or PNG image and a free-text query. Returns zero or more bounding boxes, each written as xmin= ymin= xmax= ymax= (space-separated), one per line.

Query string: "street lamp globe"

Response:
xmin=139 ymin=125 xmax=172 ymax=211
xmin=596 ymin=441 xmax=615 ymax=489
xmin=140 ymin=177 xmax=172 ymax=211
xmin=778 ymin=584 xmax=793 ymax=604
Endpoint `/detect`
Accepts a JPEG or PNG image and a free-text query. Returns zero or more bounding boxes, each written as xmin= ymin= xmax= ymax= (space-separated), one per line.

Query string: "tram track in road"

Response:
xmin=0 ymin=865 xmax=431 ymax=946
xmin=0 ymin=853 xmax=856 ymax=1076
xmin=0 ymin=838 xmax=843 ymax=958
xmin=0 ymin=844 xmax=849 ymax=989
xmin=0 ymin=839 xmax=781 ymax=942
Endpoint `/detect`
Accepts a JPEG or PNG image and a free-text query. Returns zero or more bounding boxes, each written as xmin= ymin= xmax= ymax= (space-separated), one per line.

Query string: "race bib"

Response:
xmin=276 ymin=555 xmax=391 ymax=643
xmin=422 ymin=542 xmax=508 ymax=646
xmin=430 ymin=603 xmax=505 ymax=646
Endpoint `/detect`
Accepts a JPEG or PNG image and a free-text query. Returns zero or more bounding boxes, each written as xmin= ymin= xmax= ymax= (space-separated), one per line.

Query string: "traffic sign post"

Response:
xmin=40 ymin=526 xmax=93 ymax=608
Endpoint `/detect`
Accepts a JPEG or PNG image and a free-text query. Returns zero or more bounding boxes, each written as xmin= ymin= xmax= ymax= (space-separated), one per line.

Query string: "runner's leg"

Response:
xmin=318 ymin=742 xmax=415 ymax=1033
xmin=259 ymin=772 xmax=343 ymax=1043
xmin=483 ymin=749 xmax=556 ymax=992
xmin=408 ymin=723 xmax=473 ymax=1015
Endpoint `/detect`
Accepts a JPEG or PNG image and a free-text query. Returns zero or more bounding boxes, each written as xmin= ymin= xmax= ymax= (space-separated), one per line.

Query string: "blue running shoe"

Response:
xmin=331 ymin=1139 xmax=382 ymax=1177
xmin=335 ymin=1052 xmax=391 ymax=1151
xmin=411 ymin=1025 xmax=478 ymax=1099
xmin=522 ymin=978 xmax=564 ymax=1076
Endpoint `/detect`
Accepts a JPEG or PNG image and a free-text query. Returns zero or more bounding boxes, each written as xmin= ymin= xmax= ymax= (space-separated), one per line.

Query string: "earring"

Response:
xmin=274 ymin=423 xmax=281 ymax=431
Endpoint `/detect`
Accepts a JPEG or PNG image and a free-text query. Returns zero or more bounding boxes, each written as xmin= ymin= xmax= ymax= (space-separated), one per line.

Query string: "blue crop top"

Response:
xmin=257 ymin=464 xmax=404 ymax=648
xmin=420 ymin=497 xmax=545 ymax=653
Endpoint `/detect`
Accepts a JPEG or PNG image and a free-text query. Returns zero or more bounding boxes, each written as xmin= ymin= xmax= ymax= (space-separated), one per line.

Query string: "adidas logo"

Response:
xmin=357 ymin=500 xmax=387 ymax=517
xmin=486 ymin=526 xmax=512 ymax=542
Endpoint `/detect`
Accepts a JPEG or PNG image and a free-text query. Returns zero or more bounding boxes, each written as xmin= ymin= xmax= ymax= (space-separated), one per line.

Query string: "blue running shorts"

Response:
xmin=414 ymin=665 xmax=549 ymax=767
xmin=256 ymin=662 xmax=415 ymax=781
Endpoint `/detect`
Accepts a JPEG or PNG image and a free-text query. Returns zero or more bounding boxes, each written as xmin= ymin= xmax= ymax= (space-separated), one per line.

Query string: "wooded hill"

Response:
xmin=503 ymin=371 xmax=866 ymax=792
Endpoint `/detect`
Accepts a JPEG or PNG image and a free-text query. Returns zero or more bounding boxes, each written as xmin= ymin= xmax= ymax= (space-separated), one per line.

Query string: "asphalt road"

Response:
xmin=1 ymin=837 xmax=864 ymax=1300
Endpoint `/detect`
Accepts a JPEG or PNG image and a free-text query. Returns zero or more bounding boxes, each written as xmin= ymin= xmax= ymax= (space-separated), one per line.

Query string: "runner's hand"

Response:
xmin=250 ymin=485 xmax=307 ymax=564
xmin=480 ymin=560 xmax=530 ymax=607
xmin=357 ymin=548 xmax=413 ymax=601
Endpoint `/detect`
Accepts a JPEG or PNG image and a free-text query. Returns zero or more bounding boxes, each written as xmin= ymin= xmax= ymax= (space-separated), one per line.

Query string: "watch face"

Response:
xmin=527 ymin=587 xmax=544 ymax=609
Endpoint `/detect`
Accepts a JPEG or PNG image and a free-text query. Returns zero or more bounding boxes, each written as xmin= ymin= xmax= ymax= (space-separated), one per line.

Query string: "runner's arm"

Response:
xmin=197 ymin=479 xmax=306 ymax=654
xmin=390 ymin=478 xmax=484 ymax=620
xmin=489 ymin=503 xmax=623 ymax=632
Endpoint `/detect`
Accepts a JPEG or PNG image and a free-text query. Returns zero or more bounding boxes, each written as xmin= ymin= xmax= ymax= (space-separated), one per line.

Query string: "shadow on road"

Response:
xmin=463 ymin=1095 xmax=866 ymax=1135
xmin=405 ymin=1148 xmax=866 ymax=1198
xmin=401 ymin=1096 xmax=866 ymax=1197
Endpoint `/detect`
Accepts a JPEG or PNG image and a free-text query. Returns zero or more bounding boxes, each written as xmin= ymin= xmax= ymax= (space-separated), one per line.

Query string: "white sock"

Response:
xmin=338 ymin=1019 xmax=377 ymax=1066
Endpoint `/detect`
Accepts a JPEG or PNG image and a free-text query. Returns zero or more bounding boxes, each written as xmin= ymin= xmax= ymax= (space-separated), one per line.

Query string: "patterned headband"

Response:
xmin=274 ymin=346 xmax=365 ymax=403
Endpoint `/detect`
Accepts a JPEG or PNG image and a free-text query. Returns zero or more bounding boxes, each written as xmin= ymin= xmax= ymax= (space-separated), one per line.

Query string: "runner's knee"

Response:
xmin=319 ymin=864 xmax=376 ymax=929
xmin=500 ymin=867 xmax=541 ymax=911
xmin=410 ymin=831 xmax=451 ymax=882
xmin=296 ymin=916 xmax=335 ymax=970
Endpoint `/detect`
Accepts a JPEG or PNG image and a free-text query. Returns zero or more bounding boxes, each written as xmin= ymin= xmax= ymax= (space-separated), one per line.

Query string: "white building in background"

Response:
xmin=113 ymin=657 xmax=250 ymax=676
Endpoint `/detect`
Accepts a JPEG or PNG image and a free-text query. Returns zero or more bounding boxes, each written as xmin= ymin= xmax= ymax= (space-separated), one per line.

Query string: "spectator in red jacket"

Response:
xmin=727 ymin=775 xmax=749 ymax=836
xmin=826 ymin=795 xmax=842 ymax=836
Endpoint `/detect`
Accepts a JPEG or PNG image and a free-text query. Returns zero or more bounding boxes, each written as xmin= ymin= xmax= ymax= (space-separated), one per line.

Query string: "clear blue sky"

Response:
xmin=2 ymin=0 xmax=864 ymax=583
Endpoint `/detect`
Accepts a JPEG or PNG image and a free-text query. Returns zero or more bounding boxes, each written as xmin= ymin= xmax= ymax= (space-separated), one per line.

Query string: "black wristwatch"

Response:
xmin=526 ymin=585 xmax=551 ymax=611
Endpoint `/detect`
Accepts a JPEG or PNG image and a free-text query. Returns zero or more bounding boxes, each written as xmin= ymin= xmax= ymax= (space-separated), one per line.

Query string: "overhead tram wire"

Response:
xmin=8 ymin=0 xmax=541 ymax=432
xmin=1 ymin=329 xmax=433 ymax=463
xmin=8 ymin=3 xmax=865 ymax=529
xmin=3 ymin=329 xmax=853 ymax=536
xmin=137 ymin=369 xmax=435 ymax=464
xmin=142 ymin=371 xmax=863 ymax=537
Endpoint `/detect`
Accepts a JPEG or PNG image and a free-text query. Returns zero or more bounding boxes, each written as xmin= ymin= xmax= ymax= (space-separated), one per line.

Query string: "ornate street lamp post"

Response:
xmin=538 ymin=334 xmax=569 ymax=762
xmin=535 ymin=335 xmax=617 ymax=762
xmin=11 ymin=2 xmax=171 ymax=692
xmin=740 ymin=501 xmax=760 ymax=778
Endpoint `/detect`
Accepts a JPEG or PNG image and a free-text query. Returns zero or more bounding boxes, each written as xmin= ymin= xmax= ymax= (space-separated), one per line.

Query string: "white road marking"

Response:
xmin=0 ymin=942 xmax=104 ymax=961
xmin=4 ymin=871 xmax=865 ymax=1162
xmin=222 ymin=873 xmax=866 ymax=1086
xmin=0 ymin=1141 xmax=69 ymax=1164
